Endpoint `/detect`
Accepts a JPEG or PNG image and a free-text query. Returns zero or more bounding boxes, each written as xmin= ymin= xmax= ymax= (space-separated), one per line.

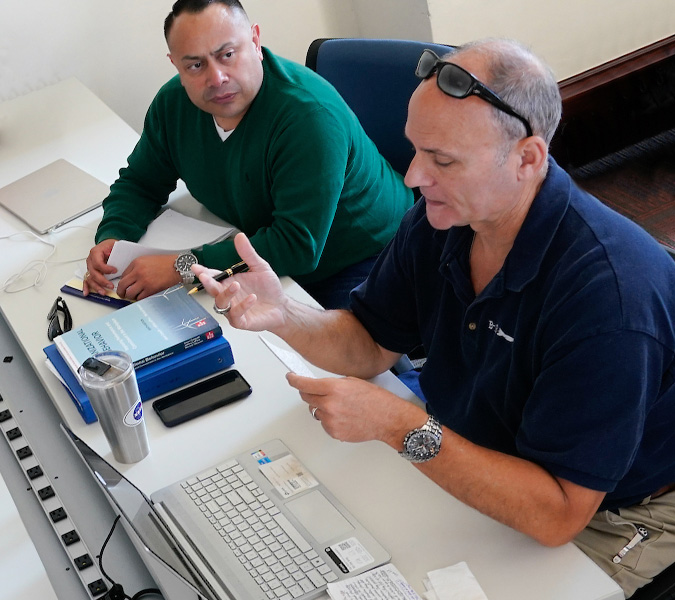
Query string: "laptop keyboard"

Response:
xmin=181 ymin=458 xmax=339 ymax=600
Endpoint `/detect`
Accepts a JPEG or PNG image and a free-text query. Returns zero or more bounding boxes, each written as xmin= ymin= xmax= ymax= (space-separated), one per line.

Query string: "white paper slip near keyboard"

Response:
xmin=64 ymin=428 xmax=389 ymax=600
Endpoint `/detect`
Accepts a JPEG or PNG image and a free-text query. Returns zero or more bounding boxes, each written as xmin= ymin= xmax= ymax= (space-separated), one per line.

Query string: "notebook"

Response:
xmin=63 ymin=427 xmax=390 ymax=600
xmin=0 ymin=159 xmax=108 ymax=233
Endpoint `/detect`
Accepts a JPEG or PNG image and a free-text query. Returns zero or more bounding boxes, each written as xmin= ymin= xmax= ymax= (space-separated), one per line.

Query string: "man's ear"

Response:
xmin=516 ymin=136 xmax=548 ymax=180
xmin=167 ymin=53 xmax=176 ymax=67
xmin=251 ymin=24 xmax=263 ymax=60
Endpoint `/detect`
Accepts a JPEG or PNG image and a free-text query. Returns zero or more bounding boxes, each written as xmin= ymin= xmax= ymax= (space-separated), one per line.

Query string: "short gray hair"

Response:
xmin=446 ymin=39 xmax=562 ymax=147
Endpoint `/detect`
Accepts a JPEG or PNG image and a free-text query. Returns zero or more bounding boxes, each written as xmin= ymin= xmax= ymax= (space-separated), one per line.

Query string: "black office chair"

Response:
xmin=305 ymin=37 xmax=453 ymax=178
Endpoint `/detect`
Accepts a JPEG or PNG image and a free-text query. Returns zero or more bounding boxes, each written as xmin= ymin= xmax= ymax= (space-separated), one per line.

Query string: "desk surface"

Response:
xmin=0 ymin=472 xmax=58 ymax=600
xmin=0 ymin=78 xmax=624 ymax=600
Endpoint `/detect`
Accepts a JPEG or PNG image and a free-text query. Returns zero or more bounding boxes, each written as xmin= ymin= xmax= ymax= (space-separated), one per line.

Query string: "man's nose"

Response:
xmin=404 ymin=154 xmax=432 ymax=189
xmin=206 ymin=62 xmax=228 ymax=87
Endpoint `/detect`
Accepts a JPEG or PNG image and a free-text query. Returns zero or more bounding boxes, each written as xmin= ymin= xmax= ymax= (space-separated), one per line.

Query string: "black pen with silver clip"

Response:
xmin=188 ymin=260 xmax=249 ymax=295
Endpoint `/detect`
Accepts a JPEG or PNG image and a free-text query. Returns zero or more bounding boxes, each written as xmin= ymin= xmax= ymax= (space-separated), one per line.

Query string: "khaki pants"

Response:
xmin=574 ymin=489 xmax=675 ymax=598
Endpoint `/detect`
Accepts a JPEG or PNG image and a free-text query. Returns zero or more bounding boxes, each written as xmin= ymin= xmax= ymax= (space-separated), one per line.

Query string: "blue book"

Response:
xmin=44 ymin=335 xmax=234 ymax=424
xmin=54 ymin=284 xmax=222 ymax=376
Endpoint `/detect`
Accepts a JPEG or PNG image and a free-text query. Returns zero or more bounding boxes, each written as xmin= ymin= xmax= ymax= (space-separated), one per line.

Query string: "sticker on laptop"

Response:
xmin=251 ymin=449 xmax=271 ymax=464
xmin=325 ymin=537 xmax=375 ymax=573
xmin=259 ymin=453 xmax=319 ymax=498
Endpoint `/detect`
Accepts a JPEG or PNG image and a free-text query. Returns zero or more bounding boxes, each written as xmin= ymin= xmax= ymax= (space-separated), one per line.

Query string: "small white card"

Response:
xmin=259 ymin=335 xmax=316 ymax=378
xmin=259 ymin=454 xmax=319 ymax=498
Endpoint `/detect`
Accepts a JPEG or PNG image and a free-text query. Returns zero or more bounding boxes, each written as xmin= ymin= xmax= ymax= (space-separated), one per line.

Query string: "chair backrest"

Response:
xmin=306 ymin=38 xmax=453 ymax=178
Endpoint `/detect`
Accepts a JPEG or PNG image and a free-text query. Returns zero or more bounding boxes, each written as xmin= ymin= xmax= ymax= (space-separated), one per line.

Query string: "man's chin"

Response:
xmin=424 ymin=201 xmax=459 ymax=230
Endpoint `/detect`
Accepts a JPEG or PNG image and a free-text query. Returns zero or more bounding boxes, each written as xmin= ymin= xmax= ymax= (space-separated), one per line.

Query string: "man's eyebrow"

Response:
xmin=405 ymin=132 xmax=451 ymax=157
xmin=420 ymin=146 xmax=454 ymax=159
xmin=181 ymin=43 xmax=232 ymax=62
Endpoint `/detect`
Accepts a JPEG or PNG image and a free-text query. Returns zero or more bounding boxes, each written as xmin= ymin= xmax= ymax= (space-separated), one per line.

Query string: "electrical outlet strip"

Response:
xmin=0 ymin=396 xmax=109 ymax=598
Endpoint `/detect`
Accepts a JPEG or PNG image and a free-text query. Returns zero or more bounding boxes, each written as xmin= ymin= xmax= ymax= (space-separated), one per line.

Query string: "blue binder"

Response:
xmin=44 ymin=335 xmax=234 ymax=424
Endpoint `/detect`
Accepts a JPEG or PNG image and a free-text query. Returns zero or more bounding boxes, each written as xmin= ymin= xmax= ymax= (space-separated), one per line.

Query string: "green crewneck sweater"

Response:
xmin=96 ymin=48 xmax=413 ymax=284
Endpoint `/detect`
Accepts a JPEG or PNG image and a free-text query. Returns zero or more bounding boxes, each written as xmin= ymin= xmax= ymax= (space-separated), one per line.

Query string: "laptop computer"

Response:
xmin=62 ymin=426 xmax=390 ymax=600
xmin=0 ymin=159 xmax=108 ymax=234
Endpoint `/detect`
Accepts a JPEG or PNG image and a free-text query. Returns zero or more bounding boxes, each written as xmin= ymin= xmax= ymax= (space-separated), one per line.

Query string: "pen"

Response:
xmin=188 ymin=260 xmax=249 ymax=295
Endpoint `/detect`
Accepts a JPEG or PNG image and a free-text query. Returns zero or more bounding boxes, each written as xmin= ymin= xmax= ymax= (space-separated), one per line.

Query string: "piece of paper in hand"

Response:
xmin=327 ymin=564 xmax=422 ymax=600
xmin=259 ymin=336 xmax=316 ymax=378
xmin=105 ymin=209 xmax=235 ymax=280
xmin=424 ymin=562 xmax=489 ymax=600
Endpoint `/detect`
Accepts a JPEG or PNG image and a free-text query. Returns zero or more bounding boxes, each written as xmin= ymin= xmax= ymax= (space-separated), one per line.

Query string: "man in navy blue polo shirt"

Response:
xmin=195 ymin=38 xmax=675 ymax=597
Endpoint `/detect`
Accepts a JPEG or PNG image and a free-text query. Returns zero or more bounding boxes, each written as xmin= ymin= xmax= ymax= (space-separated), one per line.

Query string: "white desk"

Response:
xmin=0 ymin=79 xmax=624 ymax=600
xmin=0 ymin=472 xmax=58 ymax=600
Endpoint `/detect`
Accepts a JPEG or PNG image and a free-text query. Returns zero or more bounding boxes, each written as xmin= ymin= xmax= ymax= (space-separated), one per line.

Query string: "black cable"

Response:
xmin=99 ymin=515 xmax=161 ymax=599
xmin=99 ymin=516 xmax=124 ymax=589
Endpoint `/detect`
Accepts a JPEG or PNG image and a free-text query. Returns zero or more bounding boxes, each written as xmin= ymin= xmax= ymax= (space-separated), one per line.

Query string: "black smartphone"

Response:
xmin=152 ymin=369 xmax=252 ymax=427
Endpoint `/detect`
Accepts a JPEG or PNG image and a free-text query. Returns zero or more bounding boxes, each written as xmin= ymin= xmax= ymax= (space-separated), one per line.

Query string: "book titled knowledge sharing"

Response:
xmin=54 ymin=284 xmax=222 ymax=376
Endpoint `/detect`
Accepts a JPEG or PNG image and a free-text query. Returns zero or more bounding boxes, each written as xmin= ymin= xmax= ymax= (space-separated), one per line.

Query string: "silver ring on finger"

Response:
xmin=311 ymin=406 xmax=320 ymax=421
xmin=213 ymin=301 xmax=231 ymax=315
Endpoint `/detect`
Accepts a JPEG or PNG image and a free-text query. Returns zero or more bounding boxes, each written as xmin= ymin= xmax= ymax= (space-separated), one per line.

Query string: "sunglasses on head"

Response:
xmin=415 ymin=49 xmax=533 ymax=138
xmin=47 ymin=296 xmax=72 ymax=341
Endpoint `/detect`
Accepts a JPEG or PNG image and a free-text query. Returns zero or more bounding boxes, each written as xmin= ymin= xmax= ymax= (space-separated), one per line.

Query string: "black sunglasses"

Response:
xmin=47 ymin=296 xmax=72 ymax=341
xmin=415 ymin=49 xmax=533 ymax=138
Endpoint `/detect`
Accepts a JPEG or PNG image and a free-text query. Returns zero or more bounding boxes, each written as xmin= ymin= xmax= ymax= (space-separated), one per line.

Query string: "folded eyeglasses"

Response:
xmin=47 ymin=296 xmax=72 ymax=341
xmin=415 ymin=49 xmax=533 ymax=138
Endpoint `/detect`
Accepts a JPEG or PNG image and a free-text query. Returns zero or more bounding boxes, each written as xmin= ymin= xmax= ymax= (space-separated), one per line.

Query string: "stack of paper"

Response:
xmin=423 ymin=563 xmax=489 ymax=600
xmin=325 ymin=562 xmax=489 ymax=600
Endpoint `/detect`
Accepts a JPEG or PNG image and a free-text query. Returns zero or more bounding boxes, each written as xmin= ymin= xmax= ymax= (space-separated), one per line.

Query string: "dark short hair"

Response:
xmin=164 ymin=0 xmax=247 ymax=41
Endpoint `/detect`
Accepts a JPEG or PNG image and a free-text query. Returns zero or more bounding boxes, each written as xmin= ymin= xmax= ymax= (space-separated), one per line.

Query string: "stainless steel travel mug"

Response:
xmin=78 ymin=351 xmax=150 ymax=463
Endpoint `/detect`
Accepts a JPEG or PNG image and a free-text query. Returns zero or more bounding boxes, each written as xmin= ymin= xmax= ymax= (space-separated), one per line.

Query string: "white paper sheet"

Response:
xmin=423 ymin=562 xmax=489 ymax=600
xmin=259 ymin=335 xmax=316 ymax=378
xmin=104 ymin=208 xmax=234 ymax=280
xmin=327 ymin=564 xmax=422 ymax=600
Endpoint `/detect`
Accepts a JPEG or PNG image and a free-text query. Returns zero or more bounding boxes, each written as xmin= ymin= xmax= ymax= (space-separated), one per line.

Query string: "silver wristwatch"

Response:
xmin=174 ymin=252 xmax=198 ymax=285
xmin=399 ymin=415 xmax=443 ymax=463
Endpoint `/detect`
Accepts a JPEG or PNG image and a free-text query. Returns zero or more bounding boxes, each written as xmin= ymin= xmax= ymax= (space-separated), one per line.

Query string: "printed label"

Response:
xmin=259 ymin=454 xmax=318 ymax=498
xmin=123 ymin=400 xmax=143 ymax=427
xmin=327 ymin=537 xmax=374 ymax=572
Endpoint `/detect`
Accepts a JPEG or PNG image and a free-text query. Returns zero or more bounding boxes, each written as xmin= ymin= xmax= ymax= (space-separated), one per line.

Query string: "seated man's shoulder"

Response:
xmin=155 ymin=74 xmax=187 ymax=99
xmin=262 ymin=49 xmax=349 ymax=114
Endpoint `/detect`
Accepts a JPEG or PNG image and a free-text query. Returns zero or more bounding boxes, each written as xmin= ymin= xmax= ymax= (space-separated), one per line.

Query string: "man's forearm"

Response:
xmin=408 ymin=427 xmax=605 ymax=546
xmin=272 ymin=302 xmax=399 ymax=378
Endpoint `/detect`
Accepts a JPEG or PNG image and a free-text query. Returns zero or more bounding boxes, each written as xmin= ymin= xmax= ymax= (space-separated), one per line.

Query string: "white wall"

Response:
xmin=351 ymin=0 xmax=433 ymax=40
xmin=426 ymin=0 xmax=675 ymax=80
xmin=1 ymin=0 xmax=673 ymax=134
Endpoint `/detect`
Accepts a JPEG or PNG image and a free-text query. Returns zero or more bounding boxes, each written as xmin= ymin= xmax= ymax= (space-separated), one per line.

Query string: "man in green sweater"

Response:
xmin=83 ymin=0 xmax=412 ymax=308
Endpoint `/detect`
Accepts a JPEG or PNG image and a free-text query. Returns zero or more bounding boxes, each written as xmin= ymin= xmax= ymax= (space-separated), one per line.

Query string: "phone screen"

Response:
xmin=153 ymin=369 xmax=251 ymax=427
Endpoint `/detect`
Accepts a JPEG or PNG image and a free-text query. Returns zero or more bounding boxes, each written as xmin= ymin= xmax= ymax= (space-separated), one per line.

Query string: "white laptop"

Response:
xmin=63 ymin=426 xmax=390 ymax=600
xmin=0 ymin=159 xmax=108 ymax=234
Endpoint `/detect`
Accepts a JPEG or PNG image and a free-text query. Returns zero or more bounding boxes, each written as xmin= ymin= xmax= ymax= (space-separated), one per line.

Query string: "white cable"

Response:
xmin=0 ymin=225 xmax=93 ymax=293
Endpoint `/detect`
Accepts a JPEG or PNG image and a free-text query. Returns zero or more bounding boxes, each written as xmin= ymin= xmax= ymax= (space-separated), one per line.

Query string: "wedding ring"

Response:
xmin=311 ymin=406 xmax=320 ymax=421
xmin=213 ymin=301 xmax=231 ymax=315
xmin=84 ymin=271 xmax=90 ymax=280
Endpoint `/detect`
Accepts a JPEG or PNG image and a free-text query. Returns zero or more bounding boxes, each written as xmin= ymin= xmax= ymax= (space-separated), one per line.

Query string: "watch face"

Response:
xmin=176 ymin=253 xmax=197 ymax=271
xmin=407 ymin=430 xmax=440 ymax=461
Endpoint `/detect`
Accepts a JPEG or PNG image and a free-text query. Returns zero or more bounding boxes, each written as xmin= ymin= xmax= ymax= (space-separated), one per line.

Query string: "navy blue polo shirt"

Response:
xmin=351 ymin=159 xmax=675 ymax=510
